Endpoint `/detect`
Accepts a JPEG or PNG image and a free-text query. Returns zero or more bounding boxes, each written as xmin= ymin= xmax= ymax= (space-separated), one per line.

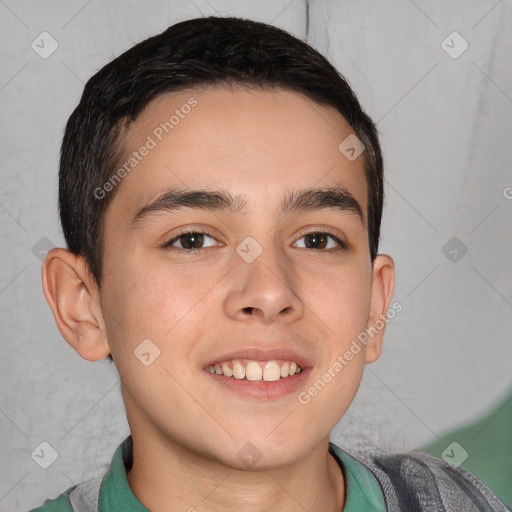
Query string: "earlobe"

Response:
xmin=365 ymin=254 xmax=395 ymax=364
xmin=41 ymin=248 xmax=110 ymax=362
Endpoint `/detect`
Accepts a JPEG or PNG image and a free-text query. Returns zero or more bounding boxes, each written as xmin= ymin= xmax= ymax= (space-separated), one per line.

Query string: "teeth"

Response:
xmin=206 ymin=359 xmax=303 ymax=381
xmin=233 ymin=360 xmax=246 ymax=380
xmin=263 ymin=361 xmax=280 ymax=381
xmin=222 ymin=362 xmax=233 ymax=377
xmin=246 ymin=361 xmax=263 ymax=381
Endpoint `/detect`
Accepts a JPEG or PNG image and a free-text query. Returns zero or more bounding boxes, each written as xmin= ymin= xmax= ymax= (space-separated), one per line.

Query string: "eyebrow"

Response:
xmin=129 ymin=185 xmax=364 ymax=229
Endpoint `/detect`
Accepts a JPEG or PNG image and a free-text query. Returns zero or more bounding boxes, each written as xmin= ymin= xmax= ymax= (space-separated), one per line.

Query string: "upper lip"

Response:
xmin=204 ymin=346 xmax=313 ymax=370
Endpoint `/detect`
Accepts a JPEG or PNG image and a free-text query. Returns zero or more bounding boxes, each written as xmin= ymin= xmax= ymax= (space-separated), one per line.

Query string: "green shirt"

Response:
xmin=29 ymin=437 xmax=386 ymax=511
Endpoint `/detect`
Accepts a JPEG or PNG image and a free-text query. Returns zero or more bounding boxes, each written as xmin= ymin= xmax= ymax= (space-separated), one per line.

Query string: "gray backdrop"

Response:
xmin=1 ymin=1 xmax=511 ymax=510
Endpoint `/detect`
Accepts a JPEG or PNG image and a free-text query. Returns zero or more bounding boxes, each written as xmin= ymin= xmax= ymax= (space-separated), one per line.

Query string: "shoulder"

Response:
xmin=28 ymin=474 xmax=104 ymax=512
xmin=360 ymin=450 xmax=509 ymax=512
xmin=27 ymin=486 xmax=75 ymax=512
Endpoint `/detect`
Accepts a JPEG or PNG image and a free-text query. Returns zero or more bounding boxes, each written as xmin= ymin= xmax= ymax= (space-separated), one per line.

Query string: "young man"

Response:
xmin=33 ymin=16 xmax=508 ymax=512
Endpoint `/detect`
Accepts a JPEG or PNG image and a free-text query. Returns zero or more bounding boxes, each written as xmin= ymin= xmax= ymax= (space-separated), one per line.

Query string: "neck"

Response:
xmin=126 ymin=430 xmax=345 ymax=512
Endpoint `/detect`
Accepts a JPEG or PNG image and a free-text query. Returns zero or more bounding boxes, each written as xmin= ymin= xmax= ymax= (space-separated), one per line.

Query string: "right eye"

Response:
xmin=162 ymin=229 xmax=220 ymax=254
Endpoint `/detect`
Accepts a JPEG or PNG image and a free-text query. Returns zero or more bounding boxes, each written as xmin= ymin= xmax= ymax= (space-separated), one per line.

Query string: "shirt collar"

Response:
xmin=329 ymin=441 xmax=386 ymax=511
xmin=99 ymin=436 xmax=386 ymax=511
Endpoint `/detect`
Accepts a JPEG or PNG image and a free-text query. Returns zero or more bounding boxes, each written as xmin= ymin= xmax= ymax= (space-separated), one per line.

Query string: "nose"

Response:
xmin=223 ymin=245 xmax=305 ymax=325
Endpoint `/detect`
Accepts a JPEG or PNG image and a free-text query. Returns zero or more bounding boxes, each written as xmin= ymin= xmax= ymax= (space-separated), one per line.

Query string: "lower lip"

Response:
xmin=203 ymin=368 xmax=311 ymax=400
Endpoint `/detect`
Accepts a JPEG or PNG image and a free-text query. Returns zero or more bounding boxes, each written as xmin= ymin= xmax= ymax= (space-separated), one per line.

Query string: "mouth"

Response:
xmin=206 ymin=359 xmax=303 ymax=382
xmin=202 ymin=347 xmax=312 ymax=400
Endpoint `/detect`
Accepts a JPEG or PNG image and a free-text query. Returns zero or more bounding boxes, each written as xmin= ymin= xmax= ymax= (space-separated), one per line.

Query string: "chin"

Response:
xmin=217 ymin=432 xmax=318 ymax=471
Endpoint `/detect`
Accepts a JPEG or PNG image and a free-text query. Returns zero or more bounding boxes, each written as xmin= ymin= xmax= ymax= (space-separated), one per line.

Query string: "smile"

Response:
xmin=206 ymin=359 xmax=303 ymax=382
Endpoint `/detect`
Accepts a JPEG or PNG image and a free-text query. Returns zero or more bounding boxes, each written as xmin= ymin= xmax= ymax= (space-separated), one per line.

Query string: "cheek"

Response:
xmin=306 ymin=265 xmax=372 ymax=343
xmin=102 ymin=258 xmax=217 ymax=350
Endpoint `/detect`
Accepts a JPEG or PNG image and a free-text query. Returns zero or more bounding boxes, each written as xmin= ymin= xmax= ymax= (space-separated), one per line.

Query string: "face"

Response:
xmin=98 ymin=86 xmax=391 ymax=469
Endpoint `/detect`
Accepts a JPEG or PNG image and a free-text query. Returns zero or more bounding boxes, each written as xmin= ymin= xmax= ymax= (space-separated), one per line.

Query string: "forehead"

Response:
xmin=108 ymin=85 xmax=367 ymax=221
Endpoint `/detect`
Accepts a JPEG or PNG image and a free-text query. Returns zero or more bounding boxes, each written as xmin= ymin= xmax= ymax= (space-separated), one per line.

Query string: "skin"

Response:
xmin=42 ymin=86 xmax=394 ymax=511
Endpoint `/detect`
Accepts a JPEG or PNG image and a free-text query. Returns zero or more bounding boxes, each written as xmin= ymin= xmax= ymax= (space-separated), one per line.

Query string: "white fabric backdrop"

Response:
xmin=0 ymin=1 xmax=510 ymax=509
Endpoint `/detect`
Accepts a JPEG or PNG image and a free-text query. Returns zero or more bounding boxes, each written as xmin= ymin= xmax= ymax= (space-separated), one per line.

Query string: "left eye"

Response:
xmin=294 ymin=232 xmax=345 ymax=250
xmin=164 ymin=231 xmax=218 ymax=251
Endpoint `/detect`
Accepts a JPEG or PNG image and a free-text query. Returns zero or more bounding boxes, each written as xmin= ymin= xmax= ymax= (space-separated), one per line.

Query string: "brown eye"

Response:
xmin=304 ymin=233 xmax=328 ymax=249
xmin=294 ymin=231 xmax=346 ymax=251
xmin=164 ymin=231 xmax=218 ymax=252
xmin=177 ymin=232 xmax=205 ymax=250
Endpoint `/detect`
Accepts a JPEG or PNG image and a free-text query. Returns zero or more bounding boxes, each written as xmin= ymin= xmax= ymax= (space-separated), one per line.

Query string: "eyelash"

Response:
xmin=162 ymin=228 xmax=347 ymax=255
xmin=162 ymin=228 xmax=218 ymax=256
xmin=296 ymin=228 xmax=347 ymax=251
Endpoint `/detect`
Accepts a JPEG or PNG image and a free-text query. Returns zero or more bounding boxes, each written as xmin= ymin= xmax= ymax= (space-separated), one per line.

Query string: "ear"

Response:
xmin=365 ymin=254 xmax=395 ymax=364
xmin=42 ymin=248 xmax=110 ymax=362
